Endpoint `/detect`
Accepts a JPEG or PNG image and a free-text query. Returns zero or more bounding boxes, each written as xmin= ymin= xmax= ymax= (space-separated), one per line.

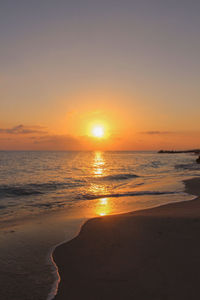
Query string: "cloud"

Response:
xmin=140 ymin=131 xmax=173 ymax=135
xmin=0 ymin=124 xmax=47 ymax=135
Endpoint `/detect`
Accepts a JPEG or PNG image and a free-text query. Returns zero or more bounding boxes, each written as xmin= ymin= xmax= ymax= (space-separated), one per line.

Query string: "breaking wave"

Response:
xmin=77 ymin=190 xmax=177 ymax=201
xmin=98 ymin=173 xmax=139 ymax=181
xmin=0 ymin=180 xmax=85 ymax=198
xmin=175 ymin=164 xmax=200 ymax=171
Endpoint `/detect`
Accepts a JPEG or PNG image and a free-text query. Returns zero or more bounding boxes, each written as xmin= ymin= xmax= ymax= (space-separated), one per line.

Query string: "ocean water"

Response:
xmin=0 ymin=150 xmax=200 ymax=223
xmin=0 ymin=151 xmax=200 ymax=300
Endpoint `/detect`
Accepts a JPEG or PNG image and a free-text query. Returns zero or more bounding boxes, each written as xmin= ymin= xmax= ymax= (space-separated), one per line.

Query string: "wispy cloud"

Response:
xmin=140 ymin=131 xmax=173 ymax=135
xmin=0 ymin=124 xmax=47 ymax=135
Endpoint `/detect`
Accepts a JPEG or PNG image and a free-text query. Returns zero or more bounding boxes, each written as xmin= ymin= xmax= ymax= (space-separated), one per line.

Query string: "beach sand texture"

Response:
xmin=53 ymin=177 xmax=200 ymax=300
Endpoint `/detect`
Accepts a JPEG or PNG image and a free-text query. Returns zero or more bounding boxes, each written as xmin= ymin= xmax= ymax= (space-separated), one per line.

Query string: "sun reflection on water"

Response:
xmin=89 ymin=152 xmax=107 ymax=196
xmin=100 ymin=198 xmax=107 ymax=205
xmin=96 ymin=198 xmax=110 ymax=216
xmin=90 ymin=152 xmax=111 ymax=216
xmin=92 ymin=151 xmax=105 ymax=176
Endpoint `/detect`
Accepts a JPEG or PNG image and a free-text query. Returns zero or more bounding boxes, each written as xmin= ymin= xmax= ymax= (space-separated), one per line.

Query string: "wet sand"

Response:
xmin=53 ymin=177 xmax=200 ymax=300
xmin=0 ymin=210 xmax=86 ymax=300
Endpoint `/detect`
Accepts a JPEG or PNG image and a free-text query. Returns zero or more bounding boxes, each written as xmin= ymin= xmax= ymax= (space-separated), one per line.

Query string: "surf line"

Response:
xmin=46 ymin=220 xmax=86 ymax=300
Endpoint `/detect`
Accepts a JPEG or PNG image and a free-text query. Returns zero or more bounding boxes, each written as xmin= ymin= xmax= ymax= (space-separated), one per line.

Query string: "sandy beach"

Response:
xmin=53 ymin=177 xmax=200 ymax=300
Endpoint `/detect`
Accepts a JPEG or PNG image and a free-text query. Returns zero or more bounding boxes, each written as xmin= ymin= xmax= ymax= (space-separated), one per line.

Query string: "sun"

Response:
xmin=92 ymin=126 xmax=105 ymax=138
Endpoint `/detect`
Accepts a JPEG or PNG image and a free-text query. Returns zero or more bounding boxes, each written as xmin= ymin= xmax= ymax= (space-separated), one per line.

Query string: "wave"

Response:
xmin=16 ymin=190 xmax=178 ymax=211
xmin=77 ymin=190 xmax=177 ymax=201
xmin=98 ymin=173 xmax=139 ymax=181
xmin=175 ymin=164 xmax=200 ymax=170
xmin=0 ymin=205 xmax=6 ymax=209
xmin=29 ymin=201 xmax=65 ymax=209
xmin=0 ymin=186 xmax=43 ymax=197
xmin=0 ymin=180 xmax=85 ymax=198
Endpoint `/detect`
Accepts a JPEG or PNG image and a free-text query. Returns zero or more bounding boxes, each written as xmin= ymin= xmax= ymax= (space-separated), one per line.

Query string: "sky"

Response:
xmin=0 ymin=0 xmax=200 ymax=150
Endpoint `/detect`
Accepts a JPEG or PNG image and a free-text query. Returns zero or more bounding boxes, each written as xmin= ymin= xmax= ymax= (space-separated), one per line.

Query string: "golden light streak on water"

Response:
xmin=96 ymin=198 xmax=110 ymax=216
xmin=92 ymin=151 xmax=105 ymax=176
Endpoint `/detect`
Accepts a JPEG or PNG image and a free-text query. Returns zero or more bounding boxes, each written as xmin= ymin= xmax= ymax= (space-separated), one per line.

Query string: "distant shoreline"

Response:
xmin=158 ymin=149 xmax=200 ymax=154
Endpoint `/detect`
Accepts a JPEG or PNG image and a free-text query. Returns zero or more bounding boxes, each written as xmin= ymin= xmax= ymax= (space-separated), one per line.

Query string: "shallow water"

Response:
xmin=0 ymin=151 xmax=199 ymax=299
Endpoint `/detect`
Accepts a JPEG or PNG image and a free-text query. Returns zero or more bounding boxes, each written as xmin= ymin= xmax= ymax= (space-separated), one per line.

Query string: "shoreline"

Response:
xmin=46 ymin=218 xmax=87 ymax=300
xmin=53 ymin=177 xmax=200 ymax=300
xmin=0 ymin=209 xmax=86 ymax=300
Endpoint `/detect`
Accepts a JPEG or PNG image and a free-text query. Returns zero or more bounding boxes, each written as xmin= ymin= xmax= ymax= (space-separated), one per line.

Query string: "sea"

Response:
xmin=0 ymin=151 xmax=200 ymax=300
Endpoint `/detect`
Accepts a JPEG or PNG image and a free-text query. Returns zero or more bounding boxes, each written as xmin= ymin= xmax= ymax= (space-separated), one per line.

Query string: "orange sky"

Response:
xmin=1 ymin=1 xmax=200 ymax=150
xmin=0 ymin=98 xmax=199 ymax=151
xmin=0 ymin=90 xmax=200 ymax=151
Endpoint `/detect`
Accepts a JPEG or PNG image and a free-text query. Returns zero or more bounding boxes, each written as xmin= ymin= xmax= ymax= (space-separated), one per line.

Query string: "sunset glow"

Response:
xmin=0 ymin=1 xmax=199 ymax=152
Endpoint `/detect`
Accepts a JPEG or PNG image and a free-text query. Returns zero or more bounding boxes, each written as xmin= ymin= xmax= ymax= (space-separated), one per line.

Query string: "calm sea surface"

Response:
xmin=0 ymin=151 xmax=200 ymax=300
